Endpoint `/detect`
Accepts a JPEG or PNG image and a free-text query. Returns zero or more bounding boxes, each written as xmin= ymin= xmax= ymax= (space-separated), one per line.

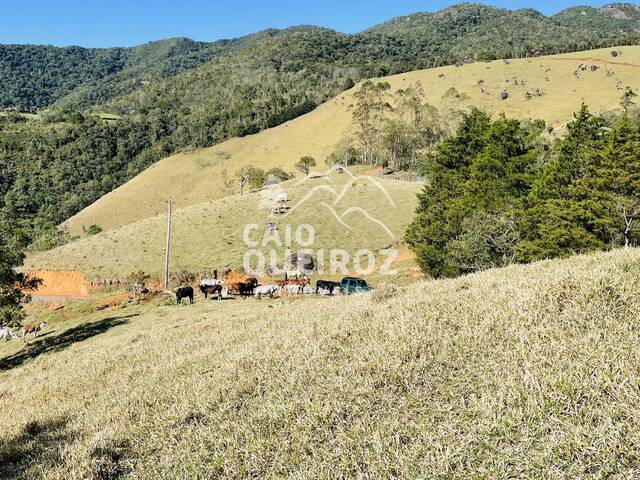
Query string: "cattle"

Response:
xmin=176 ymin=286 xmax=194 ymax=305
xmin=200 ymin=269 xmax=223 ymax=289
xmin=237 ymin=281 xmax=256 ymax=297
xmin=316 ymin=280 xmax=341 ymax=295
xmin=21 ymin=322 xmax=47 ymax=341
xmin=255 ymin=285 xmax=279 ymax=299
xmin=0 ymin=327 xmax=18 ymax=342
xmin=200 ymin=284 xmax=223 ymax=300
xmin=278 ymin=276 xmax=309 ymax=295
xmin=282 ymin=284 xmax=303 ymax=295
xmin=228 ymin=277 xmax=258 ymax=296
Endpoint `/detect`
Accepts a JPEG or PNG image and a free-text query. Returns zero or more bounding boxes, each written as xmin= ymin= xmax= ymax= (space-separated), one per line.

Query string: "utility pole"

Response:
xmin=163 ymin=197 xmax=172 ymax=291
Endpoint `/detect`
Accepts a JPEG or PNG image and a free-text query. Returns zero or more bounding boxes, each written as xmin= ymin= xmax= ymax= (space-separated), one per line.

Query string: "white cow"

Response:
xmin=283 ymin=284 xmax=303 ymax=295
xmin=255 ymin=285 xmax=280 ymax=299
xmin=0 ymin=327 xmax=18 ymax=342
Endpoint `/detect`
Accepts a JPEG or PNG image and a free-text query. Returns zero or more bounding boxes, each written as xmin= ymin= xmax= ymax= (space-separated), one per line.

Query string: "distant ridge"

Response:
xmin=2 ymin=3 xmax=640 ymax=111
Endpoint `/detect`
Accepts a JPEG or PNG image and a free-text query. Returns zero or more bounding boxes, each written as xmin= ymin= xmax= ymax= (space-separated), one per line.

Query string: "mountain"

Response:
xmin=2 ymin=3 xmax=639 ymax=112
xmin=0 ymin=30 xmax=287 ymax=111
xmin=554 ymin=3 xmax=640 ymax=29
xmin=2 ymin=3 xmax=640 ymax=242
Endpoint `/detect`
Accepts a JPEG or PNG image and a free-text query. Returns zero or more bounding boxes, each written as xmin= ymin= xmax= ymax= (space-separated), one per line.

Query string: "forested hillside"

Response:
xmin=0 ymin=32 xmax=282 ymax=111
xmin=2 ymin=3 xmax=640 ymax=246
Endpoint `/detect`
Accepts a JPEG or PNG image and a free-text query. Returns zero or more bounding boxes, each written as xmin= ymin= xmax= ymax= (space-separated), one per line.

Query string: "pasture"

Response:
xmin=25 ymin=172 xmax=421 ymax=280
xmin=2 ymin=248 xmax=640 ymax=478
xmin=63 ymin=46 xmax=640 ymax=236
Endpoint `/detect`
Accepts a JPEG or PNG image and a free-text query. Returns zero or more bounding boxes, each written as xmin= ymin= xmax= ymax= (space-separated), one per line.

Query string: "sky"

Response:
xmin=2 ymin=0 xmax=615 ymax=47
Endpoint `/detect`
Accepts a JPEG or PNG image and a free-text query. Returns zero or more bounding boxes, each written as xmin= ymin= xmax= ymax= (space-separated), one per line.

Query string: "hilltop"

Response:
xmin=3 ymin=248 xmax=640 ymax=477
xmin=62 ymin=46 xmax=640 ymax=236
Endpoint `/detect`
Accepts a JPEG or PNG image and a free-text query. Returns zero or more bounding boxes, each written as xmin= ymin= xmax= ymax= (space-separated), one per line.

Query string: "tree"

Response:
xmin=621 ymin=87 xmax=637 ymax=112
xmin=594 ymin=115 xmax=640 ymax=248
xmin=265 ymin=167 xmax=294 ymax=183
xmin=381 ymin=118 xmax=411 ymax=171
xmin=396 ymin=82 xmax=426 ymax=130
xmin=236 ymin=166 xmax=266 ymax=195
xmin=0 ymin=220 xmax=41 ymax=326
xmin=518 ymin=106 xmax=640 ymax=260
xmin=326 ymin=135 xmax=357 ymax=167
xmin=448 ymin=212 xmax=519 ymax=272
xmin=352 ymin=81 xmax=392 ymax=165
xmin=517 ymin=105 xmax=608 ymax=262
xmin=614 ymin=196 xmax=640 ymax=248
xmin=295 ymin=156 xmax=316 ymax=176
xmin=405 ymin=109 xmax=491 ymax=277
xmin=406 ymin=109 xmax=541 ymax=277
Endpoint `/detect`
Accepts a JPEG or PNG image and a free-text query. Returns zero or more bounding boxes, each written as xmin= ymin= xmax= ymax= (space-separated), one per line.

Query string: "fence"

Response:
xmin=374 ymin=172 xmax=426 ymax=183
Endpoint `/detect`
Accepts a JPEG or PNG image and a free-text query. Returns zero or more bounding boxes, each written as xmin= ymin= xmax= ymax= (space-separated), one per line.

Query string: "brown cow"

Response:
xmin=21 ymin=322 xmax=47 ymax=341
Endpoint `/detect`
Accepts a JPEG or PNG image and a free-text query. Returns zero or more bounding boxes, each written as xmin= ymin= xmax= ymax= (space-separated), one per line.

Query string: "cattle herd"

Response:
xmin=0 ymin=273 xmax=359 ymax=344
xmin=174 ymin=274 xmax=345 ymax=305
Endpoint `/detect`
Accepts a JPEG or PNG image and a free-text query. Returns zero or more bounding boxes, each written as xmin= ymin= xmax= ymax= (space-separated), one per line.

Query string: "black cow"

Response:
xmin=176 ymin=286 xmax=194 ymax=305
xmin=238 ymin=281 xmax=255 ymax=297
xmin=316 ymin=280 xmax=341 ymax=295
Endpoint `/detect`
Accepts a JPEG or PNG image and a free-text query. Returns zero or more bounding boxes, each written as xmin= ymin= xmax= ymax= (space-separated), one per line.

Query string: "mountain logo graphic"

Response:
xmin=260 ymin=166 xmax=398 ymax=240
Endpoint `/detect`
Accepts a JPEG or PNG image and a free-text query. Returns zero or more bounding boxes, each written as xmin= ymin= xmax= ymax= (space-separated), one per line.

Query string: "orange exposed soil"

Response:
xmin=29 ymin=270 xmax=91 ymax=297
xmin=394 ymin=248 xmax=416 ymax=263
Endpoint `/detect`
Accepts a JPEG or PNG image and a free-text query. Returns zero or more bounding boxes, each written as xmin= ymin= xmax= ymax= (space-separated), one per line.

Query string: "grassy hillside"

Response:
xmin=26 ymin=172 xmax=421 ymax=279
xmin=64 ymin=46 xmax=640 ymax=236
xmin=3 ymin=249 xmax=640 ymax=477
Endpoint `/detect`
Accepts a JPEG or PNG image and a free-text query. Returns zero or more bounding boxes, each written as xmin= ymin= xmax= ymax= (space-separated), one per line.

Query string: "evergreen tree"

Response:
xmin=408 ymin=105 xmax=640 ymax=278
xmin=518 ymin=106 xmax=611 ymax=262
xmin=406 ymin=109 xmax=542 ymax=277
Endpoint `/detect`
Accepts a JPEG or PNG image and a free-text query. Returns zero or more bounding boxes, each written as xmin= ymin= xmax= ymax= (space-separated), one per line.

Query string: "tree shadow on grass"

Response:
xmin=0 ymin=416 xmax=76 ymax=479
xmin=0 ymin=314 xmax=138 ymax=372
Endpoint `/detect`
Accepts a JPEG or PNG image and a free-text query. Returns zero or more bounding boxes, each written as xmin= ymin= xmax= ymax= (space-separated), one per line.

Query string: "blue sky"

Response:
xmin=3 ymin=1 xmax=613 ymax=47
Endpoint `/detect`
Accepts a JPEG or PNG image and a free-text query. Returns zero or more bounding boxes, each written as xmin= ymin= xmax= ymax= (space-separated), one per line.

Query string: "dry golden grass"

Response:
xmin=64 ymin=46 xmax=640 ymax=235
xmin=26 ymin=173 xmax=421 ymax=279
xmin=3 ymin=249 xmax=640 ymax=478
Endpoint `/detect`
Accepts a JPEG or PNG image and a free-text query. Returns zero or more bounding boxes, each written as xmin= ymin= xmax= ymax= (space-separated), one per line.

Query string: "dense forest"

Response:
xmin=406 ymin=103 xmax=640 ymax=278
xmin=0 ymin=31 xmax=283 ymax=111
xmin=1 ymin=3 xmax=640 ymax=247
